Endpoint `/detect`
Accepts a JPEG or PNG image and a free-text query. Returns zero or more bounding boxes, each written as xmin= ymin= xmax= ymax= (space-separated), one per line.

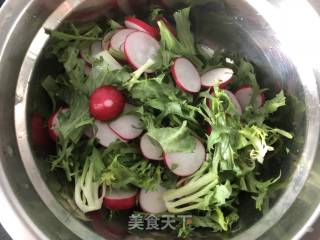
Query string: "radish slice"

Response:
xmin=140 ymin=133 xmax=163 ymax=160
xmin=234 ymin=86 xmax=265 ymax=110
xmin=110 ymin=29 xmax=136 ymax=52
xmin=124 ymin=31 xmax=160 ymax=72
xmin=139 ymin=184 xmax=167 ymax=213
xmin=109 ymin=115 xmax=143 ymax=141
xmin=125 ymin=17 xmax=159 ymax=38
xmin=89 ymin=211 xmax=127 ymax=239
xmin=164 ymin=138 xmax=206 ymax=176
xmin=171 ymin=58 xmax=201 ymax=93
xmin=201 ymin=68 xmax=234 ymax=88
xmin=95 ymin=121 xmax=120 ymax=147
xmin=32 ymin=113 xmax=53 ymax=148
xmin=94 ymin=51 xmax=122 ymax=70
xmin=91 ymin=41 xmax=103 ymax=57
xmin=89 ymin=86 xmax=125 ymax=121
xmin=103 ymin=188 xmax=138 ymax=210
xmin=223 ymin=90 xmax=243 ymax=115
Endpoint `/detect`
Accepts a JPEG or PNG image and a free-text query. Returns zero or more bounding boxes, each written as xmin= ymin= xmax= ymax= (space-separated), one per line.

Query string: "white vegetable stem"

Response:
xmin=74 ymin=160 xmax=106 ymax=213
xmin=132 ymin=58 xmax=156 ymax=79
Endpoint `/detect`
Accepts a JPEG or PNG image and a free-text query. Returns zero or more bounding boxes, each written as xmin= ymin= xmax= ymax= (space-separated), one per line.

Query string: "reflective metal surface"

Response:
xmin=0 ymin=0 xmax=320 ymax=239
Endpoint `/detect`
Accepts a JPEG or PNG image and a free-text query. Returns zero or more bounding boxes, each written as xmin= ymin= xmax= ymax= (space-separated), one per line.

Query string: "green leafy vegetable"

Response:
xmin=148 ymin=121 xmax=196 ymax=153
xmin=74 ymin=147 xmax=106 ymax=213
xmin=40 ymin=5 xmax=293 ymax=238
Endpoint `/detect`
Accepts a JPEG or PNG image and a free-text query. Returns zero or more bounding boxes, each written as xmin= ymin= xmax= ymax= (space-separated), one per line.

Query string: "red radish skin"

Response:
xmin=110 ymin=29 xmax=136 ymax=52
xmin=234 ymin=85 xmax=265 ymax=110
xmin=164 ymin=138 xmax=206 ymax=177
xmin=206 ymin=126 xmax=212 ymax=135
xmin=89 ymin=86 xmax=125 ymax=121
xmin=201 ymin=68 xmax=234 ymax=88
xmin=109 ymin=115 xmax=143 ymax=141
xmin=103 ymin=188 xmax=138 ymax=210
xmin=140 ymin=133 xmax=164 ymax=160
xmin=171 ymin=58 xmax=201 ymax=93
xmin=125 ymin=16 xmax=160 ymax=38
xmin=124 ymin=31 xmax=160 ymax=72
xmin=89 ymin=211 xmax=127 ymax=239
xmin=95 ymin=121 xmax=120 ymax=147
xmin=139 ymin=185 xmax=167 ymax=213
xmin=31 ymin=113 xmax=53 ymax=148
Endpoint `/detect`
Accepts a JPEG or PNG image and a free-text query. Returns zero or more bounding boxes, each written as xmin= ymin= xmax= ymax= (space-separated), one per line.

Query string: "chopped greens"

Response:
xmin=40 ymin=5 xmax=293 ymax=238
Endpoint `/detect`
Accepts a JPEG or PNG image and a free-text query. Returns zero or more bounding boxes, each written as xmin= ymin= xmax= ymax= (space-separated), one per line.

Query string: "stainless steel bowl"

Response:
xmin=1 ymin=0 xmax=320 ymax=239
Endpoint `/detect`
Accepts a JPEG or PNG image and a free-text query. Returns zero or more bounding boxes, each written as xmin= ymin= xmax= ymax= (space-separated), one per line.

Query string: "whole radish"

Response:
xmin=89 ymin=86 xmax=125 ymax=121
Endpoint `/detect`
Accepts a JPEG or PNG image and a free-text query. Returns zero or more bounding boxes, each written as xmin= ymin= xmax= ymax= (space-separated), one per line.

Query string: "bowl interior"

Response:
xmin=23 ymin=0 xmax=308 ymax=239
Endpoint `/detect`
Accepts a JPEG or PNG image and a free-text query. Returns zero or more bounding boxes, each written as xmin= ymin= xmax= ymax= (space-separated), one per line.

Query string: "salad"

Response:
xmin=40 ymin=5 xmax=293 ymax=238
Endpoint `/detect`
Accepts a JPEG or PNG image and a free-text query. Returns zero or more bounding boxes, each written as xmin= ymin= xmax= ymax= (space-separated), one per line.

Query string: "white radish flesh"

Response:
xmin=124 ymin=31 xmax=160 ymax=72
xmin=110 ymin=29 xmax=136 ymax=52
xmin=201 ymin=68 xmax=234 ymax=88
xmin=103 ymin=188 xmax=138 ymax=210
xmin=95 ymin=121 xmax=119 ymax=147
xmin=125 ymin=17 xmax=159 ymax=38
xmin=223 ymin=90 xmax=243 ymax=115
xmin=94 ymin=50 xmax=123 ymax=70
xmin=140 ymin=133 xmax=163 ymax=160
xmin=164 ymin=138 xmax=206 ymax=177
xmin=139 ymin=185 xmax=167 ymax=213
xmin=234 ymin=86 xmax=265 ymax=110
xmin=109 ymin=115 xmax=143 ymax=141
xmin=171 ymin=58 xmax=201 ymax=93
